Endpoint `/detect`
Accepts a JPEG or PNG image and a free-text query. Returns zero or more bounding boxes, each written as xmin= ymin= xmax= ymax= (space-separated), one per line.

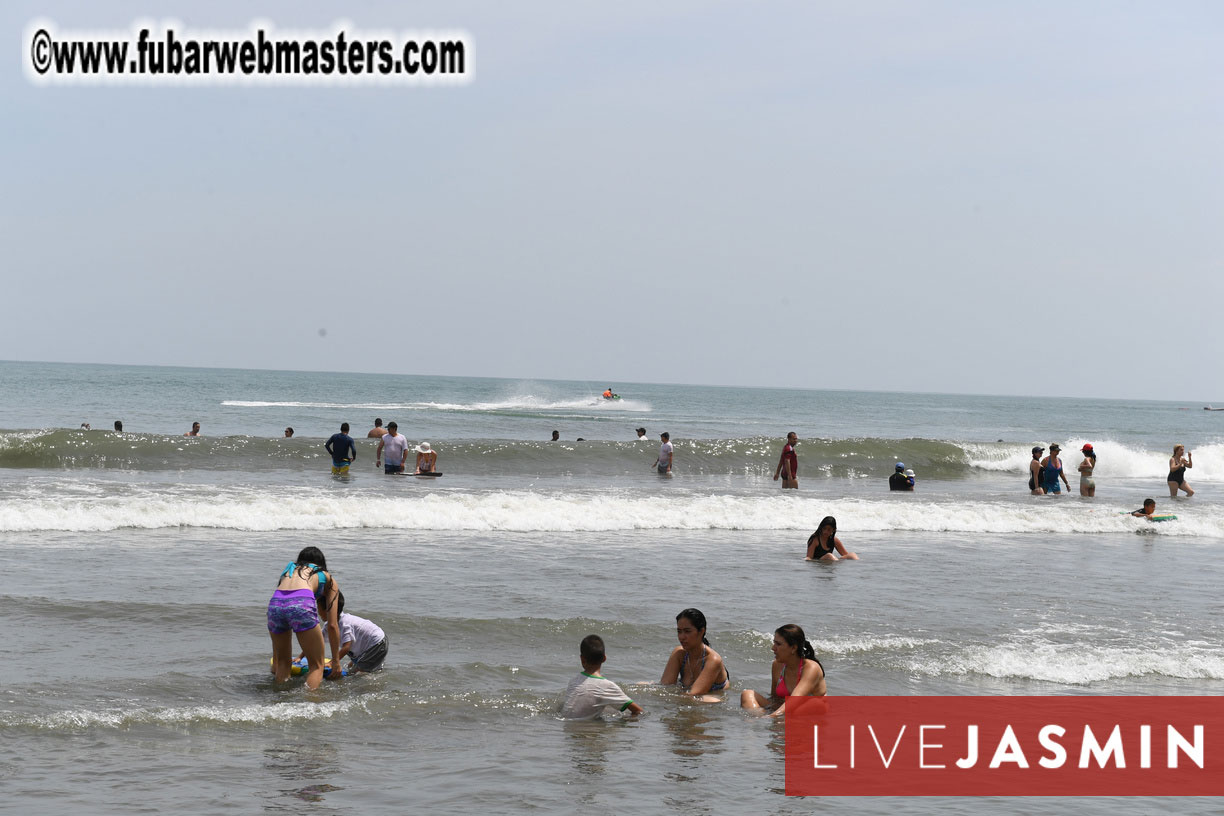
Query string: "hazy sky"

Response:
xmin=4 ymin=1 xmax=1221 ymax=400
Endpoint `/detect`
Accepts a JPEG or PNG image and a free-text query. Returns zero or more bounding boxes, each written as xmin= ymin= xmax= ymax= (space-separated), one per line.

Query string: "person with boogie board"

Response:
xmin=414 ymin=442 xmax=440 ymax=476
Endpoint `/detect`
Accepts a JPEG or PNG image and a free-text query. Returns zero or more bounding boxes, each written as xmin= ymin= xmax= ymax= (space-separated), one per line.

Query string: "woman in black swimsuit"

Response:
xmin=1168 ymin=445 xmax=1194 ymax=497
xmin=805 ymin=516 xmax=859 ymax=561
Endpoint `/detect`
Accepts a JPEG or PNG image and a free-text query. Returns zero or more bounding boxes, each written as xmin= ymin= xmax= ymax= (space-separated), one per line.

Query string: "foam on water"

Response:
xmin=3 ymin=490 xmax=1221 ymax=535
xmin=907 ymin=639 xmax=1224 ymax=684
xmin=968 ymin=441 xmax=1224 ymax=480
xmin=5 ymin=697 xmax=373 ymax=730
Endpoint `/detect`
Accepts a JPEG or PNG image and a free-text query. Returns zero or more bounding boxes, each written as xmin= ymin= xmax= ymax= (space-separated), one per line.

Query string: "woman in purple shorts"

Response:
xmin=268 ymin=546 xmax=342 ymax=689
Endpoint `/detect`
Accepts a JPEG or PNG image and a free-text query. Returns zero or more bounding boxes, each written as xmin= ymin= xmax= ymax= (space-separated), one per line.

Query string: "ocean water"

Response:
xmin=2 ymin=360 xmax=1222 ymax=814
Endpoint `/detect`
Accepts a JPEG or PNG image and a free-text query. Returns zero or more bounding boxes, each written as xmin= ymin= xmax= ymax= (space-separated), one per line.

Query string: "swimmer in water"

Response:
xmin=1168 ymin=445 xmax=1194 ymax=497
xmin=739 ymin=623 xmax=826 ymax=717
xmin=805 ymin=516 xmax=859 ymax=561
xmin=1132 ymin=498 xmax=1157 ymax=518
xmin=659 ymin=608 xmax=729 ymax=701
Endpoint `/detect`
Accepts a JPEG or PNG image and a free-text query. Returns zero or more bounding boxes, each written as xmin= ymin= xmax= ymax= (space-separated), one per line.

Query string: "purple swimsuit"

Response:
xmin=267 ymin=588 xmax=320 ymax=633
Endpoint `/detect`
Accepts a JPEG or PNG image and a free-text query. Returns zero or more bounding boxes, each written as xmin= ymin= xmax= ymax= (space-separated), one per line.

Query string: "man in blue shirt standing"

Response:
xmin=325 ymin=422 xmax=357 ymax=475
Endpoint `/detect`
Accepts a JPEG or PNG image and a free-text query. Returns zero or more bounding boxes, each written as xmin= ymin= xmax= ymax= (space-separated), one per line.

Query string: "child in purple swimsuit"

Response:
xmin=268 ymin=546 xmax=342 ymax=689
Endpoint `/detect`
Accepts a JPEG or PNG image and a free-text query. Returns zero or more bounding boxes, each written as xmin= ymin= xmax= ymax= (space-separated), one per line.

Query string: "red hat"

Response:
xmin=1081 ymin=443 xmax=1093 ymax=452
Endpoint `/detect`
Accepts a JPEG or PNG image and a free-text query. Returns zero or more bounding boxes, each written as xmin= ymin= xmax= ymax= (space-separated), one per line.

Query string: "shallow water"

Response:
xmin=2 ymin=362 xmax=1220 ymax=813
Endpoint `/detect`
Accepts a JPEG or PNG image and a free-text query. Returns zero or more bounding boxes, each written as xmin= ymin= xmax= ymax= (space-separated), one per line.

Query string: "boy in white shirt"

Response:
xmin=336 ymin=592 xmax=388 ymax=673
xmin=560 ymin=635 xmax=643 ymax=719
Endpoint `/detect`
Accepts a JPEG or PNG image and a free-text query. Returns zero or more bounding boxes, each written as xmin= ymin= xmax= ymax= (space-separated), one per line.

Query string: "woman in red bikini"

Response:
xmin=740 ymin=623 xmax=825 ymax=716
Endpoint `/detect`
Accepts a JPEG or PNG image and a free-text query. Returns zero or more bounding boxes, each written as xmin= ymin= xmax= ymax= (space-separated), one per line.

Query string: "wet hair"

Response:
xmin=1143 ymin=498 xmax=1156 ymax=508
xmin=336 ymin=590 xmax=345 ymax=616
xmin=340 ymin=422 xmax=350 ymax=433
xmin=114 ymin=420 xmax=123 ymax=431
xmin=1173 ymin=445 xmax=1184 ymax=455
xmin=580 ymin=634 xmax=606 ymax=664
xmin=285 ymin=427 xmax=294 ymax=436
xmin=387 ymin=422 xmax=397 ymax=431
xmin=677 ymin=608 xmax=711 ymax=646
xmin=807 ymin=516 xmax=837 ymax=547
xmin=374 ymin=418 xmax=383 ymax=427
xmin=775 ymin=624 xmax=817 ymax=662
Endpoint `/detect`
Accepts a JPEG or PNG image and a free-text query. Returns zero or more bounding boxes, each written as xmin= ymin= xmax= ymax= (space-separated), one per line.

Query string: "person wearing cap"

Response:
xmin=653 ymin=432 xmax=673 ymax=477
xmin=888 ymin=462 xmax=913 ymax=491
xmin=635 ymin=427 xmax=648 ymax=440
xmin=774 ymin=432 xmax=799 ymax=489
xmin=1040 ymin=444 xmax=1071 ymax=494
xmin=1029 ymin=447 xmax=1046 ymax=495
xmin=1077 ymin=444 xmax=1097 ymax=497
xmin=904 ymin=468 xmax=917 ymax=489
xmin=414 ymin=442 xmax=438 ymax=474
xmin=376 ymin=422 xmax=408 ymax=474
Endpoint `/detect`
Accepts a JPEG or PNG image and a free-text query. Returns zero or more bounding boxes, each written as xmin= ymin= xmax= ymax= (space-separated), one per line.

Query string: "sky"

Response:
xmin=3 ymin=1 xmax=1222 ymax=401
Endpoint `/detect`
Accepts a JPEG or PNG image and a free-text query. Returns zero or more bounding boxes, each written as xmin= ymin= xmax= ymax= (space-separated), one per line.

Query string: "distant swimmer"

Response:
xmin=1168 ymin=445 xmax=1194 ymax=497
xmin=113 ymin=420 xmax=123 ymax=432
xmin=560 ymin=634 xmax=643 ymax=719
xmin=1040 ymin=444 xmax=1070 ymax=494
xmin=1132 ymin=498 xmax=1157 ymax=518
xmin=653 ymin=432 xmax=673 ymax=476
xmin=773 ymin=432 xmax=799 ymax=489
xmin=660 ymin=608 xmax=729 ymax=700
xmin=1028 ymin=447 xmax=1046 ymax=495
xmin=367 ymin=418 xmax=387 ymax=439
xmin=550 ymin=430 xmax=560 ymax=442
xmin=740 ymin=624 xmax=826 ymax=717
xmin=805 ymin=516 xmax=859 ymax=561
xmin=284 ymin=427 xmax=294 ymax=438
xmin=636 ymin=427 xmax=648 ymax=440
xmin=325 ymin=422 xmax=357 ymax=475
xmin=185 ymin=421 xmax=201 ymax=437
xmin=1078 ymin=443 xmax=1096 ymax=497
xmin=376 ymin=421 xmax=408 ymax=474
xmin=888 ymin=462 xmax=914 ymax=491
xmin=80 ymin=423 xmax=90 ymax=430
xmin=414 ymin=442 xmax=437 ymax=474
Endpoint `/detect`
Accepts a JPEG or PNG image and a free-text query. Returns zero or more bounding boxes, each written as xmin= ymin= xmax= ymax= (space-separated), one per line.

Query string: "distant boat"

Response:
xmin=1206 ymin=405 xmax=1224 ymax=411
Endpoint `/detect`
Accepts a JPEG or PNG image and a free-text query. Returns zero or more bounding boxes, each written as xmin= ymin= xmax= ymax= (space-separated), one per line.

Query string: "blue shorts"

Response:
xmin=384 ymin=463 xmax=402 ymax=474
xmin=267 ymin=589 xmax=320 ymax=634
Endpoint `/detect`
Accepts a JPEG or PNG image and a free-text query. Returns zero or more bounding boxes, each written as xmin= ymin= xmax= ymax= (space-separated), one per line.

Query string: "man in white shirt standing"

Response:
xmin=653 ymin=432 xmax=674 ymax=477
xmin=376 ymin=421 xmax=409 ymax=474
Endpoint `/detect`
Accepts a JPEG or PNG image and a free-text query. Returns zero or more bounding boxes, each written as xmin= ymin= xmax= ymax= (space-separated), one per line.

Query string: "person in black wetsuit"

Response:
xmin=889 ymin=462 xmax=913 ymax=491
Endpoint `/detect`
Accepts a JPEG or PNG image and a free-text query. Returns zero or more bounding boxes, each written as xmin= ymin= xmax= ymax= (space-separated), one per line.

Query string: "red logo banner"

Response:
xmin=785 ymin=696 xmax=1224 ymax=796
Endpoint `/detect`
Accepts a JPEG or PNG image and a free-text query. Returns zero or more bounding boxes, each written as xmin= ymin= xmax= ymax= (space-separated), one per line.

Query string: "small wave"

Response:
xmin=1 ymin=491 xmax=1221 ymax=535
xmin=907 ymin=640 xmax=1224 ymax=684
xmin=6 ymin=697 xmax=372 ymax=731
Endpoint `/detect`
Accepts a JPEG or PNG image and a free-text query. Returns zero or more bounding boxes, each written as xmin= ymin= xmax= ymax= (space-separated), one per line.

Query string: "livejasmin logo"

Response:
xmin=784 ymin=696 xmax=1224 ymax=796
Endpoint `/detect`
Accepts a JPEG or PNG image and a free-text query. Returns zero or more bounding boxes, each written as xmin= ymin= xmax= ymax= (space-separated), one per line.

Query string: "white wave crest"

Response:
xmin=967 ymin=441 xmax=1224 ymax=481
xmin=2 ymin=491 xmax=1221 ymax=535
xmin=907 ymin=640 xmax=1224 ymax=684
